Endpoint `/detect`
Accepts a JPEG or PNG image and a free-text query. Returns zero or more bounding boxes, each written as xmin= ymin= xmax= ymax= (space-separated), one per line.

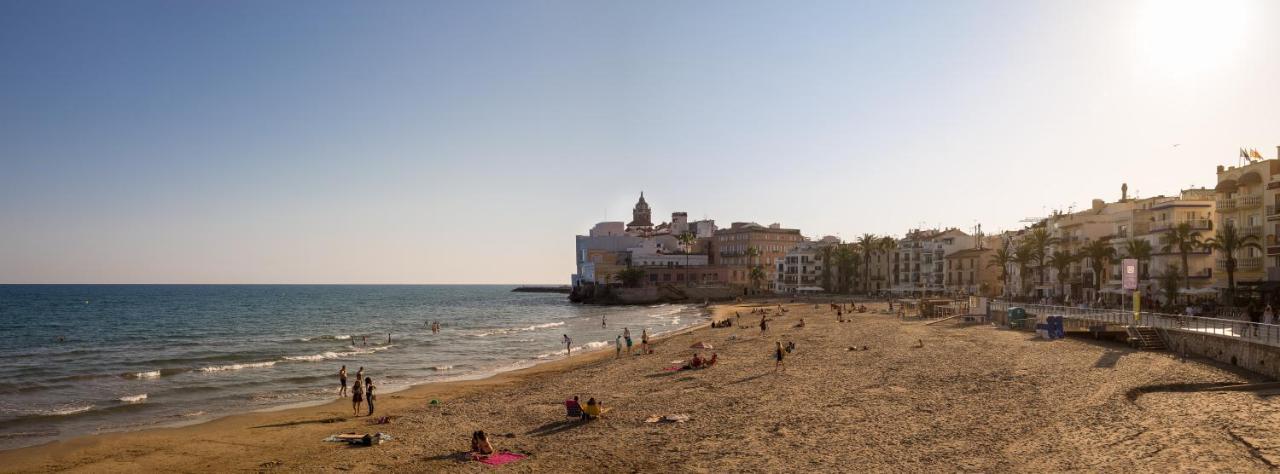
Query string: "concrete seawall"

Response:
xmin=1161 ymin=330 xmax=1280 ymax=380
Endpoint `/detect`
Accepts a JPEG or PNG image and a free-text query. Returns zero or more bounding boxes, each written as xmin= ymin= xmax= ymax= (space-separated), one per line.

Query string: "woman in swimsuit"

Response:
xmin=351 ymin=378 xmax=364 ymax=416
xmin=338 ymin=365 xmax=348 ymax=397
xmin=364 ymin=377 xmax=375 ymax=416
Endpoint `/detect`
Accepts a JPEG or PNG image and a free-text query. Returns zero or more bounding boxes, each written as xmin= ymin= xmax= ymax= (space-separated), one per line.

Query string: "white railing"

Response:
xmin=990 ymin=301 xmax=1280 ymax=348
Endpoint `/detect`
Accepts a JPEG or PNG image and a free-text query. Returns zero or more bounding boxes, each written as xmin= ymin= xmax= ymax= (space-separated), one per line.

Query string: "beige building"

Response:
xmin=1215 ymin=155 xmax=1279 ymax=293
xmin=710 ymin=222 xmax=804 ymax=291
xmin=945 ymin=247 xmax=1001 ymax=297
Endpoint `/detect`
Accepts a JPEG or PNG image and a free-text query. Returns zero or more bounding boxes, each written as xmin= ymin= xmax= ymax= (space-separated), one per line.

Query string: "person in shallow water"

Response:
xmin=364 ymin=377 xmax=376 ymax=416
xmin=563 ymin=334 xmax=572 ymax=356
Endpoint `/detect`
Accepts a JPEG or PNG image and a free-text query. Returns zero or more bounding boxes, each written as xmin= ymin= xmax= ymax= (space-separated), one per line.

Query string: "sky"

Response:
xmin=2 ymin=0 xmax=1279 ymax=284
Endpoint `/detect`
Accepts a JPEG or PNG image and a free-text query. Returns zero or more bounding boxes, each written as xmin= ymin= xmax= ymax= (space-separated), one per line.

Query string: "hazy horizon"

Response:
xmin=3 ymin=0 xmax=1279 ymax=284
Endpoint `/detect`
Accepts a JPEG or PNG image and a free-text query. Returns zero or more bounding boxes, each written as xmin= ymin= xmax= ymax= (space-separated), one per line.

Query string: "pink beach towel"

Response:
xmin=663 ymin=366 xmax=681 ymax=372
xmin=478 ymin=452 xmax=527 ymax=466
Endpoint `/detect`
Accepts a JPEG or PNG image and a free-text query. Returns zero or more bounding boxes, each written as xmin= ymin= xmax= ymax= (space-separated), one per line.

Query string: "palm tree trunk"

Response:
xmin=1181 ymin=250 xmax=1190 ymax=290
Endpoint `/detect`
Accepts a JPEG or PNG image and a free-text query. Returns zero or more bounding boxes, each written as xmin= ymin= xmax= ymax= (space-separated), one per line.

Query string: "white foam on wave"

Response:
xmin=469 ymin=321 xmax=564 ymax=338
xmin=126 ymin=370 xmax=161 ymax=379
xmin=584 ymin=341 xmax=609 ymax=349
xmin=283 ymin=344 xmax=394 ymax=363
xmin=299 ymin=334 xmax=351 ymax=342
xmin=431 ymin=365 xmax=452 ymax=371
xmin=520 ymin=321 xmax=565 ymax=331
xmin=46 ymin=405 xmax=94 ymax=416
xmin=118 ymin=394 xmax=147 ymax=403
xmin=197 ymin=361 xmax=277 ymax=373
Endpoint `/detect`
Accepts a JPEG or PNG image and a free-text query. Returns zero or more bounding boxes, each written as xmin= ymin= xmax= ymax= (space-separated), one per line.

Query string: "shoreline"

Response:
xmin=0 ymin=305 xmax=726 ymax=466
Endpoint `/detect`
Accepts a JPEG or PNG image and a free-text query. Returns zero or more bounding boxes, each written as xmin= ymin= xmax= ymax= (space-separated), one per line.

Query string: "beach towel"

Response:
xmin=663 ymin=366 xmax=681 ymax=372
xmin=478 ymin=452 xmax=526 ymax=466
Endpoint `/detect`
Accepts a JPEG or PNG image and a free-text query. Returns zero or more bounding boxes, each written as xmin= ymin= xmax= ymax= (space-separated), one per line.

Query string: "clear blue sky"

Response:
xmin=2 ymin=0 xmax=1278 ymax=283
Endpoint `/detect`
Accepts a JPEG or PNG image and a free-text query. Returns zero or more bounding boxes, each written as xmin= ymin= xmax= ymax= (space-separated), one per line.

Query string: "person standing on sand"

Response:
xmin=355 ymin=367 xmax=364 ymax=385
xmin=774 ymin=341 xmax=785 ymax=372
xmin=364 ymin=377 xmax=376 ymax=416
xmin=641 ymin=329 xmax=650 ymax=354
xmin=623 ymin=327 xmax=633 ymax=355
xmin=338 ymin=365 xmax=348 ymax=397
xmin=563 ymin=334 xmax=572 ymax=356
xmin=351 ymin=378 xmax=364 ymax=416
xmin=615 ymin=334 xmax=622 ymax=358
xmin=760 ymin=315 xmax=768 ymax=334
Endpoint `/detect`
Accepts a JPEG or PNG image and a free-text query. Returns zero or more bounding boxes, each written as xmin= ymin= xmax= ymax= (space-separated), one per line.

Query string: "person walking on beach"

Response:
xmin=623 ymin=327 xmax=633 ymax=355
xmin=760 ymin=315 xmax=768 ymax=334
xmin=351 ymin=377 xmax=365 ymax=416
xmin=641 ymin=329 xmax=650 ymax=354
xmin=615 ymin=334 xmax=622 ymax=358
xmin=364 ymin=377 xmax=376 ymax=416
xmin=774 ymin=341 xmax=785 ymax=373
xmin=563 ymin=334 xmax=572 ymax=357
xmin=338 ymin=365 xmax=348 ymax=397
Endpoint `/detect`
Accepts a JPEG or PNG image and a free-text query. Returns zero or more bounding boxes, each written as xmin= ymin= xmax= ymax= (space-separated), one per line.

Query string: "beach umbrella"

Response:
xmin=689 ymin=341 xmax=713 ymax=350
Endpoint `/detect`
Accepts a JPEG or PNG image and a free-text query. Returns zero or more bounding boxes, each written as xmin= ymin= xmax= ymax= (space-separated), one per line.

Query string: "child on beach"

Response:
xmin=774 ymin=341 xmax=785 ymax=372
xmin=338 ymin=365 xmax=348 ymax=397
xmin=623 ymin=328 xmax=633 ymax=355
xmin=351 ymin=378 xmax=364 ymax=416
xmin=471 ymin=430 xmax=494 ymax=457
xmin=760 ymin=315 xmax=768 ymax=333
xmin=364 ymin=377 xmax=375 ymax=416
xmin=615 ymin=335 xmax=622 ymax=358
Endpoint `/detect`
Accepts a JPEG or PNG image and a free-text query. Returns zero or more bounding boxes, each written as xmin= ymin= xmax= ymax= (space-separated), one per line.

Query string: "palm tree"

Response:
xmin=1081 ymin=238 xmax=1117 ymax=293
xmin=833 ymin=244 xmax=857 ymax=293
xmin=857 ymin=233 xmax=877 ymax=293
xmin=1203 ymin=224 xmax=1262 ymax=305
xmin=1121 ymin=239 xmax=1153 ymax=279
xmin=819 ymin=245 xmax=834 ymax=292
xmin=1013 ymin=242 xmax=1036 ymax=298
xmin=677 ymin=232 xmax=697 ymax=286
xmin=1158 ymin=263 xmax=1182 ymax=310
xmin=878 ymin=236 xmax=898 ymax=292
xmin=748 ymin=265 xmax=766 ymax=294
xmin=744 ymin=246 xmax=760 ymax=266
xmin=1161 ymin=222 xmax=1203 ymax=290
xmin=988 ymin=244 xmax=1014 ymax=297
xmin=1025 ymin=227 xmax=1059 ymax=290
xmin=1047 ymin=250 xmax=1076 ymax=299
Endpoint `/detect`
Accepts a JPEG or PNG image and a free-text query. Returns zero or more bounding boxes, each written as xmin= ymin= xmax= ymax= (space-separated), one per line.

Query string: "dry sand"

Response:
xmin=3 ymin=301 xmax=1279 ymax=473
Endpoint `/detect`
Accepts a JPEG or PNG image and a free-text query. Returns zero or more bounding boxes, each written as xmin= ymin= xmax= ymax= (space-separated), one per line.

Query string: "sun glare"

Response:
xmin=1133 ymin=0 xmax=1252 ymax=78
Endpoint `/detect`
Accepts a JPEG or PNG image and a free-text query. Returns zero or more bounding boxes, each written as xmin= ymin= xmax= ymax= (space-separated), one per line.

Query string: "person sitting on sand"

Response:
xmin=566 ymin=395 xmax=582 ymax=418
xmin=704 ymin=353 xmax=718 ymax=367
xmin=581 ymin=397 xmax=604 ymax=420
xmin=351 ymin=378 xmax=364 ymax=416
xmin=795 ymin=317 xmax=805 ymax=328
xmin=471 ymin=430 xmax=494 ymax=457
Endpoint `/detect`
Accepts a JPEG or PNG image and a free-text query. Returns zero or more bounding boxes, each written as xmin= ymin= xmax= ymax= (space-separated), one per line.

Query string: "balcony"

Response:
xmin=1239 ymin=195 xmax=1263 ymax=208
xmin=1217 ymin=198 xmax=1236 ymax=211
xmin=1242 ymin=225 xmax=1264 ymax=237
xmin=1270 ymin=205 xmax=1280 ymax=218
xmin=1218 ymin=257 xmax=1263 ymax=271
xmin=1149 ymin=219 xmax=1213 ymax=233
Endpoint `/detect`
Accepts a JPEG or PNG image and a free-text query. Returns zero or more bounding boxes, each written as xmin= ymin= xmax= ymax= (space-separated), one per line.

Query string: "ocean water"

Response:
xmin=0 ymin=285 xmax=705 ymax=451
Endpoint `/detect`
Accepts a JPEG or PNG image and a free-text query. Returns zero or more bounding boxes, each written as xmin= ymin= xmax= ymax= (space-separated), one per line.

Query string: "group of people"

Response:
xmin=338 ymin=365 xmax=377 ymax=417
xmin=564 ymin=395 xmax=606 ymax=420
xmin=609 ymin=327 xmax=651 ymax=358
xmin=428 ymin=321 xmax=442 ymax=334
xmin=679 ymin=352 xmax=717 ymax=370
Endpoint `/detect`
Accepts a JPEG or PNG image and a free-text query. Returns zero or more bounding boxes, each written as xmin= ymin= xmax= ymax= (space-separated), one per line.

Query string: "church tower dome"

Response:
xmin=626 ymin=192 xmax=654 ymax=233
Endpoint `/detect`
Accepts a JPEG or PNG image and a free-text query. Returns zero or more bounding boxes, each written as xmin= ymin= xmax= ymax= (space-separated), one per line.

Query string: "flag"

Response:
xmin=1241 ymin=148 xmax=1250 ymax=159
xmin=1251 ymin=149 xmax=1264 ymax=159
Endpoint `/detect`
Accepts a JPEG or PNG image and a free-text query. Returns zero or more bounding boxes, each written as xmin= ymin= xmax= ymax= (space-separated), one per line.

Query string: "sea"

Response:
xmin=0 ymin=285 xmax=706 ymax=451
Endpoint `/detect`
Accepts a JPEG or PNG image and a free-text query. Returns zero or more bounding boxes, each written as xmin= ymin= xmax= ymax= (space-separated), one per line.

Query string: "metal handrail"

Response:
xmin=990 ymin=301 xmax=1280 ymax=348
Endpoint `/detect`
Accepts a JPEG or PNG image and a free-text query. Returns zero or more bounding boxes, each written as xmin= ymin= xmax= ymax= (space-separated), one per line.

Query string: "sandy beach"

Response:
xmin=3 ymin=300 xmax=1279 ymax=473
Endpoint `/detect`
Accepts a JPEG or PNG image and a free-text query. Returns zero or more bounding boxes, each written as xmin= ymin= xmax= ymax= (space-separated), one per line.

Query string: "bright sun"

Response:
xmin=1133 ymin=0 xmax=1253 ymax=78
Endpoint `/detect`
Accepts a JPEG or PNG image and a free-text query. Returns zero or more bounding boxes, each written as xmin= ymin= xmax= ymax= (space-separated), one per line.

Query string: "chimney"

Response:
xmin=1275 ymin=145 xmax=1279 ymax=160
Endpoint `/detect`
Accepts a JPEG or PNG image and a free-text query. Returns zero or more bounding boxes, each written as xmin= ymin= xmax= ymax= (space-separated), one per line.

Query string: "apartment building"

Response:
xmin=710 ymin=222 xmax=804 ymax=291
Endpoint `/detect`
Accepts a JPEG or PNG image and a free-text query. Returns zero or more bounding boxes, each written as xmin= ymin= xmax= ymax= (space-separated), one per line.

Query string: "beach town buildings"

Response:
xmin=710 ymin=222 xmax=804 ymax=292
xmin=943 ymin=235 xmax=1004 ymax=297
xmin=773 ymin=236 xmax=841 ymax=293
xmin=890 ymin=228 xmax=975 ymax=295
xmin=1214 ymin=153 xmax=1280 ymax=296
